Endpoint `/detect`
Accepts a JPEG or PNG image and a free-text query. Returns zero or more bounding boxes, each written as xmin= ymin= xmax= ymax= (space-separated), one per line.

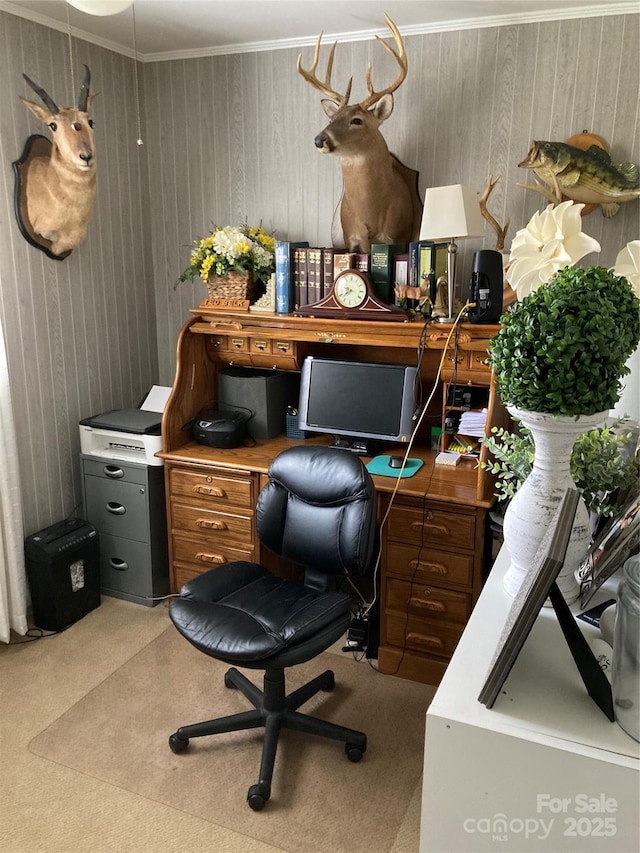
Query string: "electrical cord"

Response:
xmin=363 ymin=303 xmax=474 ymax=624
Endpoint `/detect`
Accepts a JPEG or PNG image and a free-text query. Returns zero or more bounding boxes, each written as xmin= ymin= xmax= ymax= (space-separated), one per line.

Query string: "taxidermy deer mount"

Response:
xmin=14 ymin=65 xmax=97 ymax=259
xmin=297 ymin=14 xmax=422 ymax=254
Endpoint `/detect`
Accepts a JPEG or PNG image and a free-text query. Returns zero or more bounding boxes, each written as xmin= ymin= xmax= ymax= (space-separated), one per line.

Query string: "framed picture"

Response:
xmin=578 ymin=493 xmax=640 ymax=608
xmin=479 ymin=487 xmax=614 ymax=720
xmin=479 ymin=489 xmax=579 ymax=708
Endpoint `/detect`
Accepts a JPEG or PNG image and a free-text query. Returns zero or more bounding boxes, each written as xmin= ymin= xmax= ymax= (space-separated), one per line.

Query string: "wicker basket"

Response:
xmin=206 ymin=270 xmax=256 ymax=301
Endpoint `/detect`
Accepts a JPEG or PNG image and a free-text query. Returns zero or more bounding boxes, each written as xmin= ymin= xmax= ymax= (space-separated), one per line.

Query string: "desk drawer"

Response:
xmin=384 ymin=611 xmax=464 ymax=659
xmin=172 ymin=502 xmax=254 ymax=548
xmin=387 ymin=504 xmax=475 ymax=548
xmin=82 ymin=457 xmax=148 ymax=486
xmin=99 ymin=534 xmax=150 ymax=598
xmin=385 ymin=541 xmax=474 ymax=587
xmin=386 ymin=577 xmax=471 ymax=625
xmin=172 ymin=534 xmax=254 ymax=569
xmin=84 ymin=477 xmax=148 ymax=542
xmin=169 ymin=469 xmax=254 ymax=509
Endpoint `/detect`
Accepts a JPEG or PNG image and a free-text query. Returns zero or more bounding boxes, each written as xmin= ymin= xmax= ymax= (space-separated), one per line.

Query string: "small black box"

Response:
xmin=25 ymin=518 xmax=100 ymax=631
xmin=219 ymin=367 xmax=300 ymax=438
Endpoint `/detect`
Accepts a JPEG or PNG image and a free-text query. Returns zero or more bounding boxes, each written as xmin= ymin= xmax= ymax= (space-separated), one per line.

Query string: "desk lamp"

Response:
xmin=419 ymin=185 xmax=485 ymax=322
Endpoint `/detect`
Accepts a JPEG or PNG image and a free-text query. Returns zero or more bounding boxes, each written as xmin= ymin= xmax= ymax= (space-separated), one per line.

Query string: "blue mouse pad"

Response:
xmin=367 ymin=455 xmax=424 ymax=478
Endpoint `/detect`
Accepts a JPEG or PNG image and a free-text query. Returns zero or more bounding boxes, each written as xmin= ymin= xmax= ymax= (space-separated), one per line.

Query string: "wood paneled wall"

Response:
xmin=0 ymin=10 xmax=638 ymax=534
xmin=151 ymin=14 xmax=639 ymax=384
xmin=0 ymin=12 xmax=157 ymax=534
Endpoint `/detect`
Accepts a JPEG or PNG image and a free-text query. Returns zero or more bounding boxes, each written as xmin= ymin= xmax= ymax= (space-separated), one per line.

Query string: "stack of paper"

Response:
xmin=458 ymin=407 xmax=487 ymax=437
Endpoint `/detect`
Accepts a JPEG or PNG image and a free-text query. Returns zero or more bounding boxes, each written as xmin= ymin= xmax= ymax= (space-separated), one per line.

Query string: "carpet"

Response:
xmin=30 ymin=626 xmax=435 ymax=853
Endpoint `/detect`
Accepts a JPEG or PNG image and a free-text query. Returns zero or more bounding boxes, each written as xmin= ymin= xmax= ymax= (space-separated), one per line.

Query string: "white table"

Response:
xmin=420 ymin=546 xmax=639 ymax=853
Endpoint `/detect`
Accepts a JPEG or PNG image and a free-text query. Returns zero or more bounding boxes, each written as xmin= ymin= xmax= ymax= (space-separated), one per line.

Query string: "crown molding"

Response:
xmin=1 ymin=1 xmax=638 ymax=63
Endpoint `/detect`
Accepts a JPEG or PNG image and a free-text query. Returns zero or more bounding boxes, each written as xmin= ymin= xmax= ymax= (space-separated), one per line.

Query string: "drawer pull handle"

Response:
xmin=411 ymin=598 xmax=446 ymax=612
xmin=193 ymin=485 xmax=225 ymax=497
xmin=109 ymin=558 xmax=129 ymax=571
xmin=195 ymin=552 xmax=225 ymax=564
xmin=407 ymin=632 xmax=444 ymax=650
xmin=106 ymin=502 xmax=126 ymax=515
xmin=447 ymin=355 xmax=464 ymax=364
xmin=409 ymin=560 xmax=448 ymax=575
xmin=253 ymin=340 xmax=268 ymax=351
xmin=104 ymin=465 xmax=124 ymax=479
xmin=196 ymin=519 xmax=226 ymax=529
xmin=210 ymin=322 xmax=243 ymax=332
xmin=276 ymin=342 xmax=290 ymax=353
xmin=231 ymin=338 xmax=244 ymax=349
xmin=410 ymin=520 xmax=448 ymax=535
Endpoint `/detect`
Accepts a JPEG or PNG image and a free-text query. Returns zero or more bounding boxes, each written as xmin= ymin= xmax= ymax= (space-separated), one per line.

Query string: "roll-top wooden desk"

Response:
xmin=159 ymin=307 xmax=509 ymax=685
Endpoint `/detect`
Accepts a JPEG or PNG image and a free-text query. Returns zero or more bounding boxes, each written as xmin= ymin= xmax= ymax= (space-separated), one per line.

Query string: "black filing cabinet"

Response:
xmin=81 ymin=455 xmax=169 ymax=606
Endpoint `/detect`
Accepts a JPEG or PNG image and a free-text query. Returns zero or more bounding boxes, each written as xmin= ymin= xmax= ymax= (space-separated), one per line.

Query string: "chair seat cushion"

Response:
xmin=169 ymin=562 xmax=352 ymax=665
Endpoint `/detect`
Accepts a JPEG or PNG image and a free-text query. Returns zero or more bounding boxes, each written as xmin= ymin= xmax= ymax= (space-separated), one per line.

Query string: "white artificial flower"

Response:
xmin=507 ymin=200 xmax=601 ymax=300
xmin=612 ymin=240 xmax=640 ymax=298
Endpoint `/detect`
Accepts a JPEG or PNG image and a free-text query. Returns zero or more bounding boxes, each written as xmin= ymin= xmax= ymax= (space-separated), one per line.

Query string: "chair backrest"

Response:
xmin=256 ymin=445 xmax=377 ymax=579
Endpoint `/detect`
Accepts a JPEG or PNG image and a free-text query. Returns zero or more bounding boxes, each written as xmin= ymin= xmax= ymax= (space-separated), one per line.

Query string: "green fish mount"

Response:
xmin=518 ymin=139 xmax=640 ymax=217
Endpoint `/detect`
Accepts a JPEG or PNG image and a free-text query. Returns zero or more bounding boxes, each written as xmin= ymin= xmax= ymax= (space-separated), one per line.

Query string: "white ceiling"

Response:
xmin=1 ymin=0 xmax=635 ymax=60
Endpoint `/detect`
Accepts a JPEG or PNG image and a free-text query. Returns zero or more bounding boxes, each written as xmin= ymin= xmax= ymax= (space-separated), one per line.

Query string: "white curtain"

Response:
xmin=0 ymin=318 xmax=27 ymax=643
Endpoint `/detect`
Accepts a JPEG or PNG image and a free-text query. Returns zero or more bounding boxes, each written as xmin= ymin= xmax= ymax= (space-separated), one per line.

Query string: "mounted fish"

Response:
xmin=518 ymin=139 xmax=640 ymax=218
xmin=13 ymin=65 xmax=97 ymax=259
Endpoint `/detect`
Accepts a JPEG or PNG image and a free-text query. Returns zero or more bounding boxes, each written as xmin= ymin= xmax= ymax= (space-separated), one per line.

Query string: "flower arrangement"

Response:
xmin=506 ymin=200 xmax=601 ymax=300
xmin=175 ymin=225 xmax=275 ymax=287
xmin=612 ymin=240 xmax=640 ymax=296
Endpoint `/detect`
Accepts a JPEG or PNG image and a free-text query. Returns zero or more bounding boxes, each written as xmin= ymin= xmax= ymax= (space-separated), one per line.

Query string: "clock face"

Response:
xmin=333 ymin=270 xmax=368 ymax=308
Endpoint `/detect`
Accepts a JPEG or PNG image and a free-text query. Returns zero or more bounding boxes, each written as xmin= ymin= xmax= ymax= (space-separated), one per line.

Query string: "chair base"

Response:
xmin=168 ymin=665 xmax=367 ymax=811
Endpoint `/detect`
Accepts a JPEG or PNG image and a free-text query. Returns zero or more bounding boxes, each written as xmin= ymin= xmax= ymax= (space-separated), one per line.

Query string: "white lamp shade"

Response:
xmin=67 ymin=1 xmax=133 ymax=15
xmin=420 ymin=184 xmax=485 ymax=242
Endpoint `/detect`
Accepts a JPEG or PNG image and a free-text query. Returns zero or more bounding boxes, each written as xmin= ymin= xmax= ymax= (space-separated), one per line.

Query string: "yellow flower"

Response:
xmin=175 ymin=223 xmax=275 ymax=288
xmin=200 ymin=255 xmax=214 ymax=281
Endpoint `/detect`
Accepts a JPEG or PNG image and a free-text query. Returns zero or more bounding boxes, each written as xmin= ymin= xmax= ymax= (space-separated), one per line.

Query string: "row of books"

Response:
xmin=274 ymin=239 xmax=446 ymax=314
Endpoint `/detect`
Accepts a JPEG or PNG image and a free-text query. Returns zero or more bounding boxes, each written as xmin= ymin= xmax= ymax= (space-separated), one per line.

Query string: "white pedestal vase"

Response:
xmin=502 ymin=407 xmax=607 ymax=604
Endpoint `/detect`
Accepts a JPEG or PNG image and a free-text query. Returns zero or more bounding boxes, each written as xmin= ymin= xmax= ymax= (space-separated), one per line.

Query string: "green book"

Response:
xmin=370 ymin=243 xmax=407 ymax=302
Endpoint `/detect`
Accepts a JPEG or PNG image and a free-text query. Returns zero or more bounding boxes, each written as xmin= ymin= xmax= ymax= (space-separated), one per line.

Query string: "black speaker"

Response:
xmin=468 ymin=250 xmax=504 ymax=324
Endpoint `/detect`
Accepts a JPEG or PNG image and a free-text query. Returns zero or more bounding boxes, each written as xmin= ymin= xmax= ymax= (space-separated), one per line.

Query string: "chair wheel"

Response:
xmin=169 ymin=733 xmax=189 ymax=754
xmin=345 ymin=743 xmax=364 ymax=762
xmin=247 ymin=783 xmax=270 ymax=811
xmin=224 ymin=671 xmax=237 ymax=689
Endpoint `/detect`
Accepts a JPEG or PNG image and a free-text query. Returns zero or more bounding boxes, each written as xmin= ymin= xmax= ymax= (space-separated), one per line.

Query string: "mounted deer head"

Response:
xmin=18 ymin=65 xmax=97 ymax=257
xmin=297 ymin=14 xmax=422 ymax=254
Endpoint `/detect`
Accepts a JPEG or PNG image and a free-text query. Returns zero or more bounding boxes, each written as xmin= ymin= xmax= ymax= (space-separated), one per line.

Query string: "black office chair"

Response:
xmin=168 ymin=445 xmax=377 ymax=811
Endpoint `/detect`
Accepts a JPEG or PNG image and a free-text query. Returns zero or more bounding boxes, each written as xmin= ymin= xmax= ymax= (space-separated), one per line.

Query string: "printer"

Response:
xmin=79 ymin=407 xmax=163 ymax=465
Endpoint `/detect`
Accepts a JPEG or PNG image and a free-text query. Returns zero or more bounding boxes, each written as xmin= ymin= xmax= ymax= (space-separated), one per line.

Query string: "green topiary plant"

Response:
xmin=482 ymin=420 xmax=639 ymax=518
xmin=489 ymin=266 xmax=640 ymax=416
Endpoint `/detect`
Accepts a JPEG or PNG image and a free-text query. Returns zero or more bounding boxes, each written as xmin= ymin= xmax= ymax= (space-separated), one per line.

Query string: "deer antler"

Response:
xmin=479 ymin=175 xmax=510 ymax=252
xmin=22 ymin=73 xmax=59 ymax=114
xmin=297 ymin=14 xmax=406 ymax=110
xmin=297 ymin=34 xmax=353 ymax=107
xmin=360 ymin=14 xmax=408 ymax=110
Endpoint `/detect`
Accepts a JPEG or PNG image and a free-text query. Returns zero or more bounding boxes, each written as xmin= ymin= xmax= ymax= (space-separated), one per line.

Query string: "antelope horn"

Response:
xmin=22 ymin=73 xmax=59 ymax=115
xmin=78 ymin=64 xmax=91 ymax=112
xmin=359 ymin=14 xmax=408 ymax=110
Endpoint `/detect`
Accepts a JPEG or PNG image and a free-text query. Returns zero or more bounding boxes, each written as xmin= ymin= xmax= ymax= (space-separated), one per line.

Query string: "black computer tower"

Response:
xmin=25 ymin=518 xmax=100 ymax=631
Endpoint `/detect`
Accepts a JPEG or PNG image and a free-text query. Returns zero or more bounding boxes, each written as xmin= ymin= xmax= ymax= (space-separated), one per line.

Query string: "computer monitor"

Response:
xmin=298 ymin=356 xmax=418 ymax=454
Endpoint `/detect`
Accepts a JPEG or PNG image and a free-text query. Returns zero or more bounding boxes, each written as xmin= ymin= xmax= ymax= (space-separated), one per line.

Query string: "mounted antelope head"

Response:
xmin=297 ymin=14 xmax=422 ymax=254
xmin=18 ymin=65 xmax=97 ymax=257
